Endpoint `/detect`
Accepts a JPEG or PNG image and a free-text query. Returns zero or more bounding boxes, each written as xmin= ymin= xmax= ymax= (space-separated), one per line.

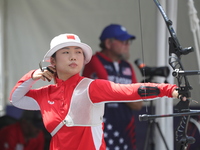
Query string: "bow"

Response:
xmin=139 ymin=0 xmax=200 ymax=149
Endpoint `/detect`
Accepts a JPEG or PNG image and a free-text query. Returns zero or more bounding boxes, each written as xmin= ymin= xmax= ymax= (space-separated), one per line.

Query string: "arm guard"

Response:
xmin=138 ymin=86 xmax=160 ymax=97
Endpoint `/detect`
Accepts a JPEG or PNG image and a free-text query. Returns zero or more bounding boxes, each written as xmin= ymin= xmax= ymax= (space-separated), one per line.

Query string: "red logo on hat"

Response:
xmin=67 ymin=35 xmax=75 ymax=40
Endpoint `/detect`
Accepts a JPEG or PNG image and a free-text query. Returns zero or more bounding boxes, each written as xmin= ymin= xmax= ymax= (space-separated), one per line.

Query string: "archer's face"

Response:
xmin=51 ymin=46 xmax=84 ymax=80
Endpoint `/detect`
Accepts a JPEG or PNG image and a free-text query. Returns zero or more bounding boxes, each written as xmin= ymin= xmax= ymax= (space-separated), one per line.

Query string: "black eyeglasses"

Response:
xmin=121 ymin=39 xmax=133 ymax=45
xmin=110 ymin=38 xmax=133 ymax=45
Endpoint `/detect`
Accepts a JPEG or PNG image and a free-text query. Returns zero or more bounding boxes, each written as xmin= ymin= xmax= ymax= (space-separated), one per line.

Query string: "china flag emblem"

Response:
xmin=67 ymin=35 xmax=75 ymax=40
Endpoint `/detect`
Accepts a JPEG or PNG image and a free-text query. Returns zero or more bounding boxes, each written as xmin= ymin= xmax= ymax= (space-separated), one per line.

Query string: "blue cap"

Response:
xmin=100 ymin=24 xmax=136 ymax=41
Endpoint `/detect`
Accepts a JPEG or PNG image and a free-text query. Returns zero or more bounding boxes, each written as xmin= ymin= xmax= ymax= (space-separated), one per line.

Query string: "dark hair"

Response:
xmin=99 ymin=41 xmax=106 ymax=49
xmin=99 ymin=38 xmax=115 ymax=49
xmin=52 ymin=52 xmax=56 ymax=58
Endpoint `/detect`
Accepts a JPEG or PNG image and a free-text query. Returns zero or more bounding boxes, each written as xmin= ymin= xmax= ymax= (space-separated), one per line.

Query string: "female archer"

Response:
xmin=10 ymin=33 xmax=180 ymax=150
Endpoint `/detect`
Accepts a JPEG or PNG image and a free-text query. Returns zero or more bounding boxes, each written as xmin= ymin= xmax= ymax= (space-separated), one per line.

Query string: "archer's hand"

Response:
xmin=172 ymin=89 xmax=187 ymax=101
xmin=32 ymin=66 xmax=56 ymax=81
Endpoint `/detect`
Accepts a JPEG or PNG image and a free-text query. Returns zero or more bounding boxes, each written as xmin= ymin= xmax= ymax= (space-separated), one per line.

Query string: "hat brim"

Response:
xmin=115 ymin=34 xmax=136 ymax=41
xmin=43 ymin=42 xmax=92 ymax=64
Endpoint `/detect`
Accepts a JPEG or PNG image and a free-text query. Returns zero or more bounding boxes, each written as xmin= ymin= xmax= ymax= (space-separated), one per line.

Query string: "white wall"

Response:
xmin=2 ymin=0 xmax=200 ymax=106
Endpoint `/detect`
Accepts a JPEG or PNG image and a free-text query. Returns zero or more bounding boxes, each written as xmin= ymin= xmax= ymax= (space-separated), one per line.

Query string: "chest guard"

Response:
xmin=66 ymin=78 xmax=105 ymax=126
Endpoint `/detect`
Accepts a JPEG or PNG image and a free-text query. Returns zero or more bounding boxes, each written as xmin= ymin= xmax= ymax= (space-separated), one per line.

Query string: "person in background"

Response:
xmin=9 ymin=33 xmax=180 ymax=150
xmin=0 ymin=110 xmax=45 ymax=150
xmin=83 ymin=24 xmax=143 ymax=150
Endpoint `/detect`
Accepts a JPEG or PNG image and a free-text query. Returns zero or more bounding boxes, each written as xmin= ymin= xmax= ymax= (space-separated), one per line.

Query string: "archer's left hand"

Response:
xmin=172 ymin=89 xmax=187 ymax=101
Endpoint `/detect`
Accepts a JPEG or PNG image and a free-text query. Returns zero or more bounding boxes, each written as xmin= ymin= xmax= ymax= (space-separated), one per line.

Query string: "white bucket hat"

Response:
xmin=43 ymin=33 xmax=92 ymax=64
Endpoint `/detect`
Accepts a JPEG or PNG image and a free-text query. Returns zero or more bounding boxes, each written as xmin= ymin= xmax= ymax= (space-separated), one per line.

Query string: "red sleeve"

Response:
xmin=82 ymin=54 xmax=108 ymax=80
xmin=89 ymin=79 xmax=177 ymax=103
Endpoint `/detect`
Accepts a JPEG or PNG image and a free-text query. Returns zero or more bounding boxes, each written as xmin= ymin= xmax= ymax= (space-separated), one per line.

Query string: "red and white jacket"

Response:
xmin=10 ymin=70 xmax=177 ymax=150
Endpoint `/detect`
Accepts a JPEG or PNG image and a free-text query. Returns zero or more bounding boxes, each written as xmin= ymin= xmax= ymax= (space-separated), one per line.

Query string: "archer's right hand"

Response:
xmin=32 ymin=66 xmax=56 ymax=82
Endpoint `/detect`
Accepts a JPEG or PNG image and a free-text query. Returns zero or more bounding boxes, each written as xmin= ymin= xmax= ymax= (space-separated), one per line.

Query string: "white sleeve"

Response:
xmin=10 ymin=78 xmax=40 ymax=110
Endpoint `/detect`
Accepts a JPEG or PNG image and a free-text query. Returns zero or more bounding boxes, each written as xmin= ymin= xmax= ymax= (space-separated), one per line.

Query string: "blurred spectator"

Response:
xmin=0 ymin=110 xmax=45 ymax=150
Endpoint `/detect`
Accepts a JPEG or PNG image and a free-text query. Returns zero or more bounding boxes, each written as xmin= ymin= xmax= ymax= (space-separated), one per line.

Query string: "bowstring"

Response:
xmin=137 ymin=0 xmax=149 ymax=113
